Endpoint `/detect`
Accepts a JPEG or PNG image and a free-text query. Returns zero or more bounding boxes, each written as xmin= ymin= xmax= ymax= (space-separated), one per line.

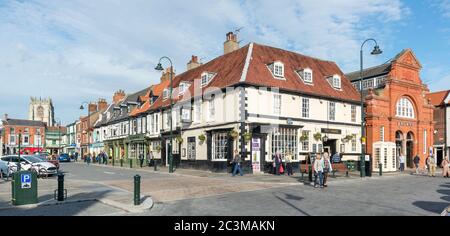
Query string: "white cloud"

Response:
xmin=0 ymin=0 xmax=407 ymax=123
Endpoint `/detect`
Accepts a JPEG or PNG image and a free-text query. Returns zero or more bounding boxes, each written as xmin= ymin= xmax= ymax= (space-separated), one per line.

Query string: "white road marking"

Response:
xmin=104 ymin=172 xmax=115 ymax=175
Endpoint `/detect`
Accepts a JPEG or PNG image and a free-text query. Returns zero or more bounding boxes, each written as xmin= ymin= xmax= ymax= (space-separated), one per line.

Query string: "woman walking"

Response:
xmin=442 ymin=155 xmax=449 ymax=178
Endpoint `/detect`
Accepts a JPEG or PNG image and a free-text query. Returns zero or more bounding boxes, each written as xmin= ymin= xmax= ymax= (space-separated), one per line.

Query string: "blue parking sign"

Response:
xmin=21 ymin=174 xmax=31 ymax=189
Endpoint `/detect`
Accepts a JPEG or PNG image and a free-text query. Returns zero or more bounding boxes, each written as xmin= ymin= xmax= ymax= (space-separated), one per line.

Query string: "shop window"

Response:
xmin=270 ymin=127 xmax=298 ymax=160
xmin=187 ymin=137 xmax=196 ymax=160
xmin=212 ymin=132 xmax=228 ymax=160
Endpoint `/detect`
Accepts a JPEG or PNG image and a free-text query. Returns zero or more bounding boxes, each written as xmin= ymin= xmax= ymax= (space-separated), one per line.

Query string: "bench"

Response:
xmin=331 ymin=163 xmax=349 ymax=177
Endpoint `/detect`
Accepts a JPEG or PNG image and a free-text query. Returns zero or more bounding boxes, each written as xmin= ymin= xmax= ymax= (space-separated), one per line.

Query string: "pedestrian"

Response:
xmin=231 ymin=150 xmax=243 ymax=177
xmin=323 ymin=152 xmax=332 ymax=187
xmin=75 ymin=152 xmax=78 ymax=162
xmin=147 ymin=151 xmax=153 ymax=167
xmin=86 ymin=153 xmax=91 ymax=165
xmin=441 ymin=155 xmax=449 ymax=178
xmin=314 ymin=153 xmax=325 ymax=188
xmin=273 ymin=151 xmax=281 ymax=176
xmin=139 ymin=152 xmax=144 ymax=168
xmin=399 ymin=153 xmax=405 ymax=172
xmin=285 ymin=151 xmax=293 ymax=176
xmin=413 ymin=154 xmax=420 ymax=175
xmin=427 ymin=153 xmax=437 ymax=177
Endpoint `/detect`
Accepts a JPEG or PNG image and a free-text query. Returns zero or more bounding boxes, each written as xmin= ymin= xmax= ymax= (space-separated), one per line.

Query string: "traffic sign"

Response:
xmin=21 ymin=173 xmax=31 ymax=189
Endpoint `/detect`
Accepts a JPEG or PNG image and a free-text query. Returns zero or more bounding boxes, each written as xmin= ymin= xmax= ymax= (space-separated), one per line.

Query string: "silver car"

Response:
xmin=0 ymin=155 xmax=58 ymax=176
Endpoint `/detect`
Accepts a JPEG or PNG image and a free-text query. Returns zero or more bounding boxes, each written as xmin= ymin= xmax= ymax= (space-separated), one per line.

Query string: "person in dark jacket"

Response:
xmin=273 ymin=150 xmax=281 ymax=175
xmin=139 ymin=153 xmax=144 ymax=168
xmin=231 ymin=150 xmax=244 ymax=176
xmin=413 ymin=154 xmax=420 ymax=175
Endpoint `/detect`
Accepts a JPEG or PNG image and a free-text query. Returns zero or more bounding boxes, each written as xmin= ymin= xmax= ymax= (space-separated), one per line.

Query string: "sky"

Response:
xmin=0 ymin=0 xmax=450 ymax=124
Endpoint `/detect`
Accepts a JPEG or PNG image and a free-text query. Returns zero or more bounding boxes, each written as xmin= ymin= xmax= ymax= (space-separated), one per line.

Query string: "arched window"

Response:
xmin=396 ymin=97 xmax=414 ymax=119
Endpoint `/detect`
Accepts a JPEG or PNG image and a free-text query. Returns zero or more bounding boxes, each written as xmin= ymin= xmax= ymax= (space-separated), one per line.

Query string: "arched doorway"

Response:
xmin=406 ymin=132 xmax=414 ymax=168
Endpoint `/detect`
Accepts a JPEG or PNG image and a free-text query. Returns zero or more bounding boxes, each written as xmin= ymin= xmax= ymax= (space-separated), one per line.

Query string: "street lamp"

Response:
xmin=155 ymin=56 xmax=174 ymax=173
xmin=80 ymin=102 xmax=91 ymax=161
xmin=359 ymin=39 xmax=382 ymax=178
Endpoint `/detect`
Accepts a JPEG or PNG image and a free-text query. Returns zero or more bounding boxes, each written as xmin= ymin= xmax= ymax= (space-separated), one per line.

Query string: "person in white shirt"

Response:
xmin=399 ymin=154 xmax=405 ymax=172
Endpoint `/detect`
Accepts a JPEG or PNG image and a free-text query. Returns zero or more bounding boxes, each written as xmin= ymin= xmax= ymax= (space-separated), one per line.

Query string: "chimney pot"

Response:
xmin=187 ymin=55 xmax=202 ymax=71
xmin=224 ymin=32 xmax=239 ymax=54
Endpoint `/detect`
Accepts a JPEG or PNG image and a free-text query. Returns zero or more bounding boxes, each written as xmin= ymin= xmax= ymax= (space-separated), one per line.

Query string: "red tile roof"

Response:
xmin=135 ymin=42 xmax=361 ymax=114
xmin=426 ymin=90 xmax=449 ymax=106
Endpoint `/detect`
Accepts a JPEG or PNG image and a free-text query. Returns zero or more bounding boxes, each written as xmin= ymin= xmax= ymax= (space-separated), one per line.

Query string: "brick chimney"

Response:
xmin=224 ymin=32 xmax=239 ymax=54
xmin=113 ymin=90 xmax=126 ymax=104
xmin=88 ymin=103 xmax=98 ymax=113
xmin=160 ymin=67 xmax=176 ymax=83
xmin=187 ymin=55 xmax=202 ymax=71
xmin=97 ymin=98 xmax=108 ymax=111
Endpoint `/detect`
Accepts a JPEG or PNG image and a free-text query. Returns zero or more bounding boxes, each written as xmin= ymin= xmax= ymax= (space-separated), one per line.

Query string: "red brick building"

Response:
xmin=346 ymin=49 xmax=434 ymax=171
xmin=426 ymin=90 xmax=450 ymax=166
xmin=1 ymin=114 xmax=46 ymax=155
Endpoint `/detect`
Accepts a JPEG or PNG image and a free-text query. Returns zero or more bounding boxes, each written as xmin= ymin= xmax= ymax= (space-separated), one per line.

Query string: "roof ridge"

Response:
xmin=345 ymin=62 xmax=391 ymax=76
xmin=240 ymin=42 xmax=254 ymax=82
xmin=252 ymin=42 xmax=336 ymax=64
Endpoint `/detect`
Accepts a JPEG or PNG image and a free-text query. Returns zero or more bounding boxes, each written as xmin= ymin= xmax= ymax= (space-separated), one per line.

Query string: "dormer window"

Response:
xmin=163 ymin=89 xmax=169 ymax=100
xmin=327 ymin=75 xmax=341 ymax=89
xmin=179 ymin=82 xmax=190 ymax=94
xmin=297 ymin=68 xmax=313 ymax=84
xmin=271 ymin=61 xmax=284 ymax=78
xmin=201 ymin=72 xmax=215 ymax=87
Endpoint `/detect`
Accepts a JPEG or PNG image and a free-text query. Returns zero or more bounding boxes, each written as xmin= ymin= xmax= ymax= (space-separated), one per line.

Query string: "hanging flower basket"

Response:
xmin=198 ymin=134 xmax=206 ymax=145
xmin=243 ymin=132 xmax=252 ymax=142
xmin=300 ymin=134 xmax=309 ymax=142
xmin=229 ymin=129 xmax=239 ymax=139
xmin=313 ymin=132 xmax=322 ymax=141
xmin=176 ymin=135 xmax=183 ymax=144
xmin=345 ymin=135 xmax=354 ymax=141
xmin=155 ymin=145 xmax=161 ymax=153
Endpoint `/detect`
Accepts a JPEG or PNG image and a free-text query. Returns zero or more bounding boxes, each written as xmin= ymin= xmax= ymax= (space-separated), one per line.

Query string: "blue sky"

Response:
xmin=0 ymin=0 xmax=449 ymax=124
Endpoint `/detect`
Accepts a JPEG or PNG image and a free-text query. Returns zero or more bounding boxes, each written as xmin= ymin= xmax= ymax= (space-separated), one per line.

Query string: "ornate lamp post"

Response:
xmin=155 ymin=57 xmax=174 ymax=173
xmin=359 ymin=39 xmax=383 ymax=178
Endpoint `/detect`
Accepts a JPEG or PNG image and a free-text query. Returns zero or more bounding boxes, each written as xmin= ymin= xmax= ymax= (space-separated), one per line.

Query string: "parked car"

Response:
xmin=35 ymin=153 xmax=60 ymax=170
xmin=0 ymin=155 xmax=20 ymax=176
xmin=0 ymin=155 xmax=58 ymax=176
xmin=58 ymin=153 xmax=71 ymax=162
xmin=0 ymin=158 xmax=11 ymax=177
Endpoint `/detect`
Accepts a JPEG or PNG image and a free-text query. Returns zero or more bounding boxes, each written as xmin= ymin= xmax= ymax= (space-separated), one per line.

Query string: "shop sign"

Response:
xmin=252 ymin=138 xmax=261 ymax=173
xmin=321 ymin=128 xmax=342 ymax=134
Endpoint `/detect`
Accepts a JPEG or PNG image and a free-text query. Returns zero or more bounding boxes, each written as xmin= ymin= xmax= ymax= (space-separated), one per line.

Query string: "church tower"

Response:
xmin=28 ymin=97 xmax=55 ymax=126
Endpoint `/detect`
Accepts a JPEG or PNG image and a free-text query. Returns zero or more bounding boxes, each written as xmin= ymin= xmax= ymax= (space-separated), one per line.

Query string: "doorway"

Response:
xmin=406 ymin=132 xmax=414 ymax=168
xmin=323 ymin=139 xmax=337 ymax=156
xmin=436 ymin=148 xmax=443 ymax=167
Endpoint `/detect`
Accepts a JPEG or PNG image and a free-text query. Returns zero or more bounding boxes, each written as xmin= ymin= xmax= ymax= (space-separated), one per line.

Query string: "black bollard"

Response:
xmin=308 ymin=165 xmax=312 ymax=182
xmin=134 ymin=175 xmax=141 ymax=206
xmin=57 ymin=173 xmax=65 ymax=201
xmin=379 ymin=163 xmax=383 ymax=176
xmin=154 ymin=159 xmax=157 ymax=171
xmin=120 ymin=159 xmax=123 ymax=167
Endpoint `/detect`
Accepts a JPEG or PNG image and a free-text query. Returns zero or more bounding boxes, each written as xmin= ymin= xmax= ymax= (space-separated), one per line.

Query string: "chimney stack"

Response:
xmin=97 ymin=98 xmax=108 ymax=111
xmin=88 ymin=103 xmax=98 ymax=113
xmin=187 ymin=55 xmax=202 ymax=71
xmin=160 ymin=67 xmax=176 ymax=83
xmin=224 ymin=32 xmax=239 ymax=54
xmin=113 ymin=90 xmax=126 ymax=104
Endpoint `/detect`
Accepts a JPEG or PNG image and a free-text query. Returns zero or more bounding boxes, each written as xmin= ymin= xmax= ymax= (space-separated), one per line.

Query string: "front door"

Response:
xmin=324 ymin=146 xmax=331 ymax=155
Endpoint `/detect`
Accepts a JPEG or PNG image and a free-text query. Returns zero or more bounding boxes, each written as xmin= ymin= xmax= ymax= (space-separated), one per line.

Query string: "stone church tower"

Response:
xmin=28 ymin=97 xmax=55 ymax=126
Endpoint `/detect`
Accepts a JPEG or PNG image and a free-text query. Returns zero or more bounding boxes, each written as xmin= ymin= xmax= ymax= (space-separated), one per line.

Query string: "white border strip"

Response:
xmin=239 ymin=43 xmax=254 ymax=82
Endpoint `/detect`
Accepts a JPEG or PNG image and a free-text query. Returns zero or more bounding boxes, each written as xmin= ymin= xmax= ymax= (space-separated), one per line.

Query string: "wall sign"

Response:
xmin=321 ymin=128 xmax=342 ymax=134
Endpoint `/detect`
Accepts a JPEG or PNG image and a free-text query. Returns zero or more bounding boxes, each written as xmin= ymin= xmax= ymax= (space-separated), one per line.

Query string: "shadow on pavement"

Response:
xmin=273 ymin=192 xmax=309 ymax=216
xmin=0 ymin=190 xmax=114 ymax=216
xmin=412 ymin=182 xmax=450 ymax=215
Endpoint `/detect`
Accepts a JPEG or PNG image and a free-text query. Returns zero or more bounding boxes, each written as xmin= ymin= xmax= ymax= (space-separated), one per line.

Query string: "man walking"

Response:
xmin=399 ymin=153 xmax=405 ymax=172
xmin=427 ymin=152 xmax=437 ymax=177
xmin=231 ymin=150 xmax=243 ymax=177
xmin=413 ymin=154 xmax=420 ymax=175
